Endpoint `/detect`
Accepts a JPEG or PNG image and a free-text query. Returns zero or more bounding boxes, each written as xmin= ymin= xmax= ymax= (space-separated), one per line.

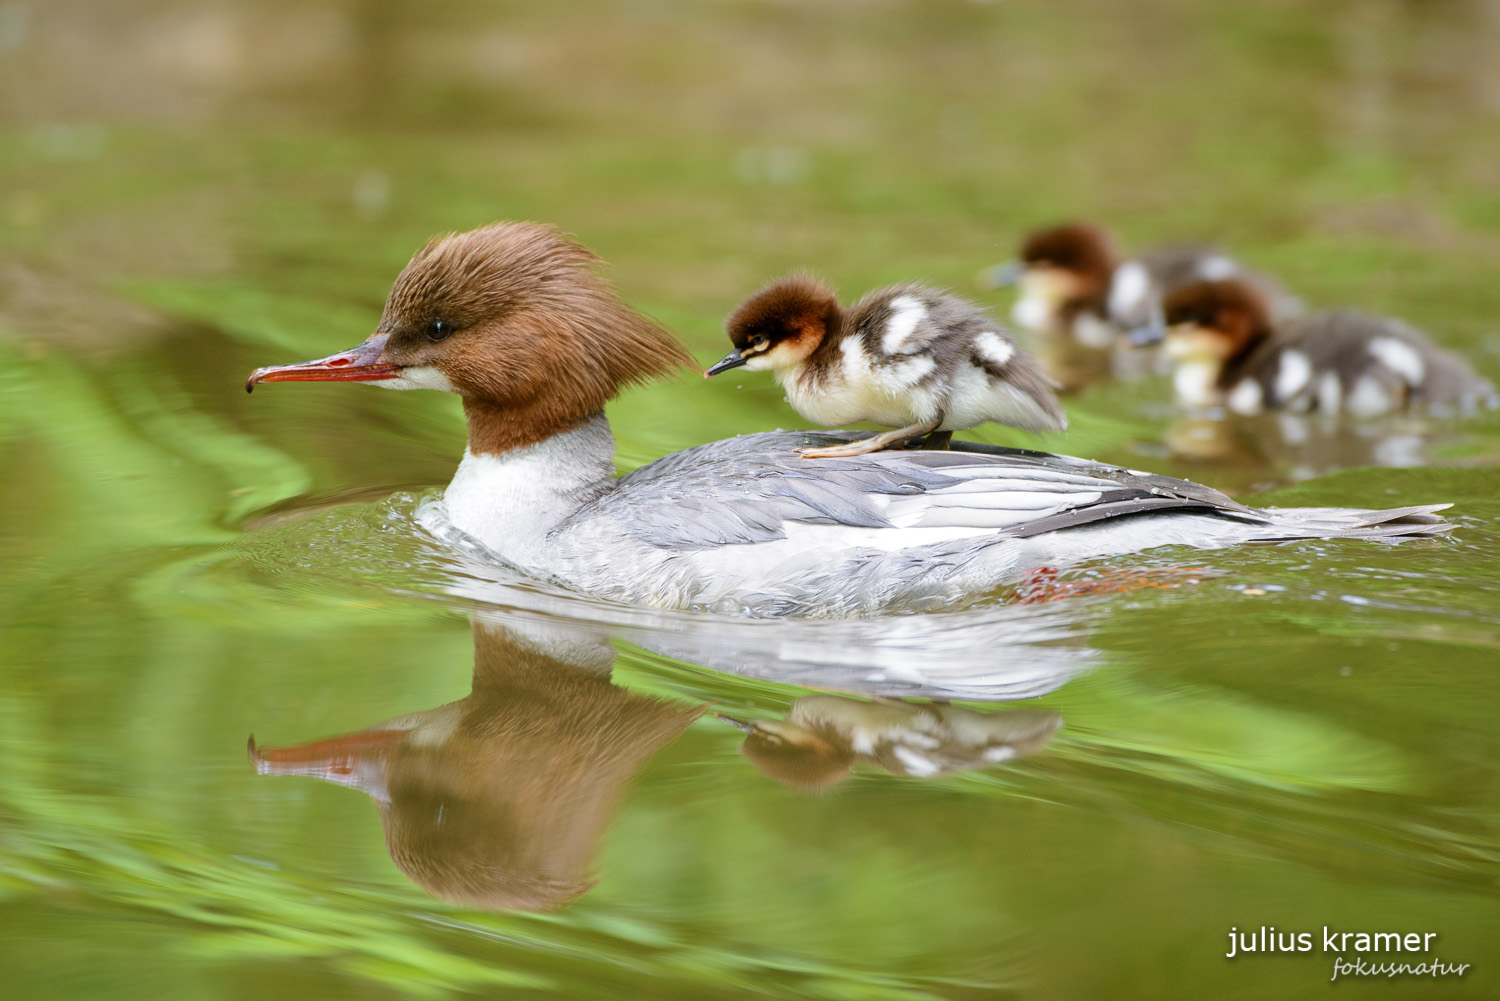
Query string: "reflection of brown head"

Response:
xmin=727 ymin=717 xmax=855 ymax=793
xmin=252 ymin=621 xmax=698 ymax=912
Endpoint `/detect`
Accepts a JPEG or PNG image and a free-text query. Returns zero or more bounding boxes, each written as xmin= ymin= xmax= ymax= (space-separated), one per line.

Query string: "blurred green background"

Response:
xmin=2 ymin=1 xmax=1500 ymax=998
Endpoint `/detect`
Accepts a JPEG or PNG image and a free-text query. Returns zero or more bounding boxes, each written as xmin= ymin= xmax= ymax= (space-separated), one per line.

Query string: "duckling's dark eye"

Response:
xmin=750 ymin=334 xmax=770 ymax=351
xmin=426 ymin=319 xmax=453 ymax=342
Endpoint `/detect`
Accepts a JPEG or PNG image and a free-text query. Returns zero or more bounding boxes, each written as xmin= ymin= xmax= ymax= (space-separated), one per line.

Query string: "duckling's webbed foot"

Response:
xmin=797 ymin=418 xmax=943 ymax=458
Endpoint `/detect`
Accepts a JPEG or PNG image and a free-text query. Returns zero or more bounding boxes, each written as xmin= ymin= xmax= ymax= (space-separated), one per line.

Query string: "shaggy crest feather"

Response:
xmin=379 ymin=222 xmax=692 ymax=452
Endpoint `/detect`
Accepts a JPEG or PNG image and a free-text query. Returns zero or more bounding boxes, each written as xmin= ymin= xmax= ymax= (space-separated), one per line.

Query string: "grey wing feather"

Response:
xmin=595 ymin=432 xmax=1273 ymax=550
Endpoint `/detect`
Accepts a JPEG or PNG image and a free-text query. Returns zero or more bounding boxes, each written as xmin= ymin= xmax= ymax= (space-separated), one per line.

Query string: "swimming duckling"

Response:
xmin=1159 ymin=278 xmax=1497 ymax=416
xmin=705 ymin=276 xmax=1066 ymax=457
xmin=992 ymin=221 xmax=1299 ymax=347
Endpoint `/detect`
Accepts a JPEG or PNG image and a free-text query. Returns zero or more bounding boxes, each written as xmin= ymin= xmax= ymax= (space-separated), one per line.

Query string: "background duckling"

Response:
xmin=1158 ymin=278 xmax=1498 ymax=417
xmin=989 ymin=221 xmax=1299 ymax=348
xmin=705 ymin=275 xmax=1066 ymax=457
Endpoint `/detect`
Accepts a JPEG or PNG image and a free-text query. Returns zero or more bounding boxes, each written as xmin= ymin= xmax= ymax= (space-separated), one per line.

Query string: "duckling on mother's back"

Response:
xmin=707 ymin=276 xmax=1066 ymax=457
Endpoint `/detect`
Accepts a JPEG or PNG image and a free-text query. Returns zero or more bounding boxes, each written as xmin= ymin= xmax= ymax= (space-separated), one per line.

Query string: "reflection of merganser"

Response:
xmin=1158 ymin=279 xmax=1498 ymax=416
xmin=718 ymin=696 xmax=1061 ymax=791
xmin=705 ymin=276 xmax=1065 ymax=456
xmin=992 ymin=222 xmax=1297 ymax=349
xmin=249 ymin=617 xmax=697 ymax=912
xmin=246 ymin=221 xmax=1452 ymax=617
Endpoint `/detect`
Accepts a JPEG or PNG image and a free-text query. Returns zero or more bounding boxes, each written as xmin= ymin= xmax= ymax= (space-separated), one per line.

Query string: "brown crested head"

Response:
xmin=713 ymin=275 xmax=842 ymax=375
xmin=379 ymin=222 xmax=691 ymax=448
xmin=1162 ymin=278 xmax=1273 ymax=357
xmin=1019 ymin=222 xmax=1117 ymax=290
xmin=247 ymin=221 xmax=693 ymax=454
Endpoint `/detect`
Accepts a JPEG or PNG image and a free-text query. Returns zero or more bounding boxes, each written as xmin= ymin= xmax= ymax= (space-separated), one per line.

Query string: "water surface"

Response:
xmin=3 ymin=1 xmax=1500 ymax=998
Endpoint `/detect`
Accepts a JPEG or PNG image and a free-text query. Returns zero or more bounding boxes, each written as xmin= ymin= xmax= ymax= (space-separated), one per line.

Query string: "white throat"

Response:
xmin=1173 ymin=359 xmax=1225 ymax=408
xmin=438 ymin=414 xmax=617 ymax=565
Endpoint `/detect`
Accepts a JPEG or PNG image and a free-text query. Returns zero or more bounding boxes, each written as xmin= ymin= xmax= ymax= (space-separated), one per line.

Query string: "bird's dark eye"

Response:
xmin=751 ymin=334 xmax=770 ymax=350
xmin=426 ymin=319 xmax=453 ymax=342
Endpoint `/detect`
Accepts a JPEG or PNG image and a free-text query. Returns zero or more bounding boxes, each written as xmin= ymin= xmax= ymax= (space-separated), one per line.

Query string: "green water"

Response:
xmin=4 ymin=1 xmax=1500 ymax=998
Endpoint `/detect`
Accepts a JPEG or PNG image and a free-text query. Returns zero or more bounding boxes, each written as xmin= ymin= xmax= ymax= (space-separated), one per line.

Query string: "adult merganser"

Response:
xmin=991 ymin=222 xmax=1298 ymax=349
xmin=704 ymin=276 xmax=1066 ymax=457
xmin=1157 ymin=278 xmax=1498 ymax=416
xmin=246 ymin=221 xmax=1450 ymax=618
xmin=718 ymin=696 xmax=1060 ymax=792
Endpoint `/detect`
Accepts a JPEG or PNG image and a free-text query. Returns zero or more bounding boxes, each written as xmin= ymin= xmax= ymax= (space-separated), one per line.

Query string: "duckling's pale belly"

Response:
xmin=784 ymin=360 xmax=1060 ymax=435
xmin=783 ymin=366 xmax=943 ymax=428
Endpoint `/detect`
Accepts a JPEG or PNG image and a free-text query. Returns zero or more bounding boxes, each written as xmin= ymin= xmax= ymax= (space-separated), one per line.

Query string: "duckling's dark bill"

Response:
xmin=980 ymin=259 xmax=1022 ymax=289
xmin=246 ymin=334 xmax=402 ymax=392
xmin=713 ymin=713 xmax=760 ymax=734
xmin=704 ymin=348 xmax=749 ymax=377
xmin=1125 ymin=320 xmax=1165 ymax=347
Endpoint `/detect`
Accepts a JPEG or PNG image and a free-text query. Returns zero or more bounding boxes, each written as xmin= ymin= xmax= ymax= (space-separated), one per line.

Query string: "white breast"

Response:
xmin=437 ymin=416 xmax=617 ymax=564
xmin=1011 ymin=294 xmax=1052 ymax=333
xmin=1174 ymin=360 xmax=1224 ymax=408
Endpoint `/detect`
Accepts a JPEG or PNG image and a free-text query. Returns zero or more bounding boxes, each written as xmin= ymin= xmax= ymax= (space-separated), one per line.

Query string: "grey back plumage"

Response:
xmin=588 ymin=432 xmax=1442 ymax=551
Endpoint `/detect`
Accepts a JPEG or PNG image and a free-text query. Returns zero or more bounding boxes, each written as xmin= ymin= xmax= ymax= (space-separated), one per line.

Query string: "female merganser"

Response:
xmin=992 ymin=222 xmax=1298 ymax=348
xmin=703 ymin=276 xmax=1066 ymax=457
xmin=718 ymin=696 xmax=1060 ymax=792
xmin=246 ymin=221 xmax=1450 ymax=618
xmin=1158 ymin=278 xmax=1498 ymax=416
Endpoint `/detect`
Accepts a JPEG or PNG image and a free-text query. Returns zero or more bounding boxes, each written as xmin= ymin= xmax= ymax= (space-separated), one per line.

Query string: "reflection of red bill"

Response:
xmin=247 ymin=729 xmax=408 ymax=777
